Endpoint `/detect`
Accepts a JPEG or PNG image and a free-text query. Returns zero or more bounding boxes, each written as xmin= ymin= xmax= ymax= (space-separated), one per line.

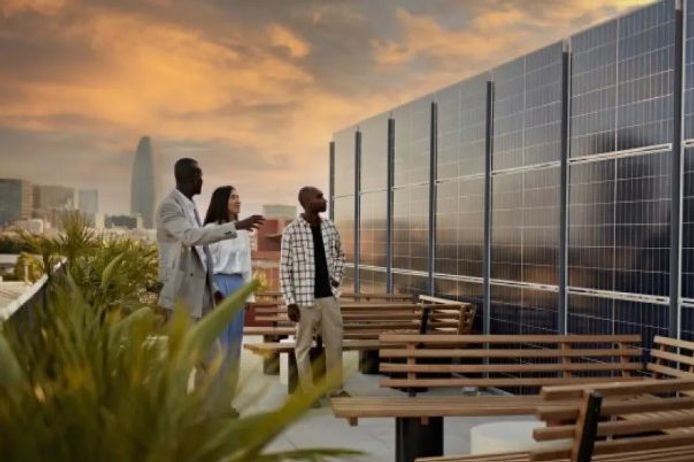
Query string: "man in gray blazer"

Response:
xmin=156 ymin=158 xmax=264 ymax=320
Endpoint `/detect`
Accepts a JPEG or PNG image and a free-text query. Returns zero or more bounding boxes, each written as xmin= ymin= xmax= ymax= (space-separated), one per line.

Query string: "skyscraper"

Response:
xmin=130 ymin=136 xmax=157 ymax=229
xmin=78 ymin=189 xmax=99 ymax=216
xmin=33 ymin=184 xmax=75 ymax=211
xmin=0 ymin=179 xmax=32 ymax=225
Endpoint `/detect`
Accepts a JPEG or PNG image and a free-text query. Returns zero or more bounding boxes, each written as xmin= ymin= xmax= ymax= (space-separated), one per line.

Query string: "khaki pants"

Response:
xmin=295 ymin=296 xmax=343 ymax=391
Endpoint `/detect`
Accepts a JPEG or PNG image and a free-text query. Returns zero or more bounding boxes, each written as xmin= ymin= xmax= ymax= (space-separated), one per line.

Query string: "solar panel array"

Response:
xmin=330 ymin=0 xmax=694 ymax=340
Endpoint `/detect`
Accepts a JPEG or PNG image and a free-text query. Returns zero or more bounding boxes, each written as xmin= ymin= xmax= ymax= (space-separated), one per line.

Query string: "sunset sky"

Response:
xmin=0 ymin=0 xmax=652 ymax=216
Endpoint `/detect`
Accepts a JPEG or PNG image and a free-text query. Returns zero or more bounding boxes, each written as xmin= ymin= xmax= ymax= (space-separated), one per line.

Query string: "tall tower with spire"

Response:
xmin=130 ymin=136 xmax=157 ymax=229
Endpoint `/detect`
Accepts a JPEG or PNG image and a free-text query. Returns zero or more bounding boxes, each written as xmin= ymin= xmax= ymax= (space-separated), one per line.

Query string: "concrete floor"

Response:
xmin=236 ymin=336 xmax=534 ymax=462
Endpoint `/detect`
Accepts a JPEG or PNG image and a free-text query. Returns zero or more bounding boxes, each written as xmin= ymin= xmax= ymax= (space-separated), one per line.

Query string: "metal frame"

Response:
xmin=428 ymin=102 xmax=438 ymax=295
xmin=671 ymin=0 xmax=685 ymax=338
xmin=558 ymin=46 xmax=571 ymax=333
xmin=329 ymin=141 xmax=335 ymax=221
xmin=354 ymin=130 xmax=361 ymax=294
xmin=483 ymin=81 xmax=494 ymax=335
xmin=387 ymin=117 xmax=395 ymax=293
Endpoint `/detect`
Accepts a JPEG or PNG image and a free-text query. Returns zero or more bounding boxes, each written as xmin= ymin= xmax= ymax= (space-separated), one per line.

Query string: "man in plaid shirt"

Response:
xmin=280 ymin=186 xmax=348 ymax=400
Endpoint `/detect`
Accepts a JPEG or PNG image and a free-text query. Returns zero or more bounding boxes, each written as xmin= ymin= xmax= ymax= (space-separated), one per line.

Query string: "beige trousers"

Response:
xmin=294 ymin=296 xmax=343 ymax=391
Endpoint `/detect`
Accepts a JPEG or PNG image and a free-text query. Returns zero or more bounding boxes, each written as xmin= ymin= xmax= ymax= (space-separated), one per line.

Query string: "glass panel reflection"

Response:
xmin=360 ymin=113 xmax=389 ymax=192
xmin=359 ymin=191 xmax=387 ymax=267
xmin=358 ymin=267 xmax=387 ymax=294
xmin=333 ymin=127 xmax=356 ymax=197
xmin=393 ymin=185 xmax=429 ymax=272
xmin=568 ymin=152 xmax=671 ymax=296
xmin=334 ymin=195 xmax=354 ymax=262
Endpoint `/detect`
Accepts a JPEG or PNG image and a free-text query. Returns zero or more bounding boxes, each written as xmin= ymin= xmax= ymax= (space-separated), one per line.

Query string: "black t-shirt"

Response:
xmin=311 ymin=224 xmax=333 ymax=298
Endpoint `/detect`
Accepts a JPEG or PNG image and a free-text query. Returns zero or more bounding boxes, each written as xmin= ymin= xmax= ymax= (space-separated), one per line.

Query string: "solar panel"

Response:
xmin=358 ymin=268 xmax=387 ymax=294
xmin=568 ymin=152 xmax=671 ymax=297
xmin=434 ymin=73 xmax=488 ymax=285
xmin=333 ymin=195 xmax=355 ymax=262
xmin=393 ymin=97 xmax=431 ymax=187
xmin=342 ymin=266 xmax=356 ymax=294
xmin=436 ymin=177 xmax=485 ymax=277
xmin=684 ymin=0 xmax=694 ymax=139
xmin=359 ymin=191 xmax=387 ymax=267
xmin=567 ymin=294 xmax=668 ymax=350
xmin=391 ymin=96 xmax=432 ymax=274
xmin=393 ymin=185 xmax=429 ymax=272
xmin=333 ymin=126 xmax=356 ymax=197
xmin=490 ymin=285 xmax=558 ymax=335
xmin=683 ymin=148 xmax=694 ymax=300
xmin=570 ymin=0 xmax=675 ymax=157
xmin=393 ymin=272 xmax=429 ymax=298
xmin=359 ymin=113 xmax=389 ymax=193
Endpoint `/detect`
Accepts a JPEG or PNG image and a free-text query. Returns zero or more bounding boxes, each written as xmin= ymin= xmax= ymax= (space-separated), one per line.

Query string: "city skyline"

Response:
xmin=0 ymin=0 xmax=652 ymax=216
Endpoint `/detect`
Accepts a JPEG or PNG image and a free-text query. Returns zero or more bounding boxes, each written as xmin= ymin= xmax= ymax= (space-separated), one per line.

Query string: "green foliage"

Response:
xmin=15 ymin=211 xmax=159 ymax=313
xmin=0 ymin=235 xmax=32 ymax=254
xmin=0 ymin=277 xmax=358 ymax=461
xmin=12 ymin=252 xmax=43 ymax=283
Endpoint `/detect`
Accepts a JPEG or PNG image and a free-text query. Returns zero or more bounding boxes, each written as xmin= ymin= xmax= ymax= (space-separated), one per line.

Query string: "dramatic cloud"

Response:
xmin=0 ymin=0 xmax=655 ymax=215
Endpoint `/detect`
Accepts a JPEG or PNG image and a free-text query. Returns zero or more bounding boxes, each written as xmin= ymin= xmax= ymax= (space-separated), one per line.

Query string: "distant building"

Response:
xmin=249 ymin=218 xmax=291 ymax=302
xmin=105 ymin=214 xmax=142 ymax=230
xmin=93 ymin=213 xmax=106 ymax=230
xmin=131 ymin=136 xmax=157 ymax=229
xmin=0 ymin=179 xmax=32 ymax=225
xmin=262 ymin=204 xmax=296 ymax=220
xmin=33 ymin=184 xmax=75 ymax=210
xmin=256 ymin=218 xmax=291 ymax=252
xmin=78 ymin=189 xmax=99 ymax=216
xmin=13 ymin=219 xmax=45 ymax=235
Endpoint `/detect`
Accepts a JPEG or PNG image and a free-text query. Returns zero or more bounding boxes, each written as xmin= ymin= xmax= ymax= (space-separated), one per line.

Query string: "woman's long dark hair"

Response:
xmin=204 ymin=185 xmax=236 ymax=225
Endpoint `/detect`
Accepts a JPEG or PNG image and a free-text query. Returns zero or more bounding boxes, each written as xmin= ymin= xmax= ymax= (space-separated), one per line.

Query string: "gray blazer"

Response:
xmin=156 ymin=189 xmax=237 ymax=318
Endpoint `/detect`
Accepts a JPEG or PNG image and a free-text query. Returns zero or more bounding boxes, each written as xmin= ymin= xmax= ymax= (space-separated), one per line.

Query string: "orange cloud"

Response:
xmin=268 ymin=24 xmax=310 ymax=58
xmin=373 ymin=0 xmax=654 ymax=69
xmin=1 ymin=0 xmax=69 ymax=17
xmin=0 ymin=0 xmax=666 ymax=213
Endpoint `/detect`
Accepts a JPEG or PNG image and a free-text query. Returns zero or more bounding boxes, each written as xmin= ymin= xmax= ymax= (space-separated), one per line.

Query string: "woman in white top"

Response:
xmin=203 ymin=185 xmax=253 ymax=395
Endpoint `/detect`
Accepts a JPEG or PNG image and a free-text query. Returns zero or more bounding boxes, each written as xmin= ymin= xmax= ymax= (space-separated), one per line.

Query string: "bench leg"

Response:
xmin=287 ymin=346 xmax=326 ymax=395
xmin=262 ymin=335 xmax=280 ymax=375
xmin=395 ymin=417 xmax=443 ymax=462
xmin=359 ymin=350 xmax=380 ymax=374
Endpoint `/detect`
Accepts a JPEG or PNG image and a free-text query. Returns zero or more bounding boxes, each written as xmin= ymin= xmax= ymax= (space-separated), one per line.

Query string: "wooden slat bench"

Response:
xmin=245 ymin=302 xmax=426 ymax=391
xmin=416 ymin=378 xmax=694 ymax=462
xmin=647 ymin=335 xmax=694 ymax=380
xmin=254 ymin=291 xmax=417 ymax=303
xmin=244 ymin=300 xmax=434 ymax=374
xmin=379 ymin=334 xmax=643 ymax=392
xmin=332 ymin=334 xmax=643 ymax=462
xmin=245 ymin=302 xmax=476 ymax=392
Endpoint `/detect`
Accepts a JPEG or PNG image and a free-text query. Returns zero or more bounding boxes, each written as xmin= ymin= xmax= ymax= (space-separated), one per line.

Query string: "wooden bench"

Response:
xmin=254 ymin=291 xmax=417 ymax=303
xmin=417 ymin=378 xmax=694 ymax=462
xmin=379 ymin=334 xmax=644 ymax=393
xmin=332 ymin=334 xmax=643 ymax=462
xmin=245 ymin=302 xmax=476 ymax=392
xmin=244 ymin=300 xmax=434 ymax=374
xmin=647 ymin=335 xmax=694 ymax=381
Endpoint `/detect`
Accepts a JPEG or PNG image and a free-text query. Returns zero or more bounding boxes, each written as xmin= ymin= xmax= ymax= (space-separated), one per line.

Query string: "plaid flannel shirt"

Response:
xmin=280 ymin=216 xmax=345 ymax=307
